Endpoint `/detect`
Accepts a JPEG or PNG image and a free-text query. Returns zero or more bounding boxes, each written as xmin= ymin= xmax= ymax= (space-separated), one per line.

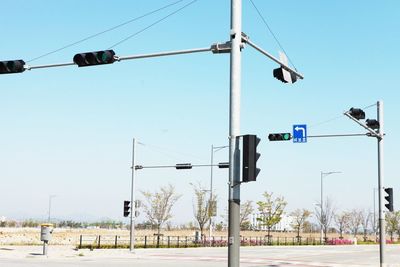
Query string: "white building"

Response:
xmin=250 ymin=213 xmax=294 ymax=232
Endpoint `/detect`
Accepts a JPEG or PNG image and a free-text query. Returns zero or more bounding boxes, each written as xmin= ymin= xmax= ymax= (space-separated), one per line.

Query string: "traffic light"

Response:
xmin=242 ymin=134 xmax=260 ymax=182
xmin=268 ymin=133 xmax=292 ymax=141
xmin=0 ymin=60 xmax=25 ymax=74
xmin=176 ymin=163 xmax=192 ymax=169
xmin=366 ymin=119 xmax=380 ymax=130
xmin=73 ymin=50 xmax=116 ymax=67
xmin=123 ymin=200 xmax=131 ymax=217
xmin=348 ymin=108 xmax=366 ymax=120
xmin=384 ymin=188 xmax=394 ymax=212
xmin=273 ymin=67 xmax=297 ymax=83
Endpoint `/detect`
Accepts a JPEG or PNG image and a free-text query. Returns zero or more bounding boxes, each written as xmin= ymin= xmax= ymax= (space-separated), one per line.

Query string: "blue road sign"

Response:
xmin=293 ymin=124 xmax=307 ymax=143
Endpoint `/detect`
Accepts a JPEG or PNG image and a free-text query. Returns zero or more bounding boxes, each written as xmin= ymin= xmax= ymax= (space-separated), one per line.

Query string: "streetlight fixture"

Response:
xmin=47 ymin=195 xmax=56 ymax=223
xmin=320 ymin=171 xmax=341 ymax=244
xmin=209 ymin=145 xmax=228 ymax=246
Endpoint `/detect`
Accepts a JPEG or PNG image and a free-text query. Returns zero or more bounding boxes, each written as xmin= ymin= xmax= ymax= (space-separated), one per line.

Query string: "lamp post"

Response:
xmin=320 ymin=171 xmax=341 ymax=243
xmin=47 ymin=195 xmax=56 ymax=223
xmin=209 ymin=145 xmax=228 ymax=246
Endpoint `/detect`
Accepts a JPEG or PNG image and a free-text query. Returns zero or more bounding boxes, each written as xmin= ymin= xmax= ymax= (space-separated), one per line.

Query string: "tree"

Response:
xmin=240 ymin=200 xmax=254 ymax=230
xmin=290 ymin=209 xmax=312 ymax=240
xmin=360 ymin=210 xmax=372 ymax=241
xmin=334 ymin=211 xmax=351 ymax=239
xmin=141 ymin=184 xmax=181 ymax=247
xmin=348 ymin=209 xmax=363 ymax=237
xmin=191 ymin=183 xmax=217 ymax=239
xmin=315 ymin=197 xmax=335 ymax=242
xmin=386 ymin=211 xmax=400 ymax=242
xmin=256 ymin=192 xmax=287 ymax=243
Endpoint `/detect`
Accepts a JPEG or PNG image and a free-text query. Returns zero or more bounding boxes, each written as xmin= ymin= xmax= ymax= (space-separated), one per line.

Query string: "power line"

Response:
xmin=248 ymin=0 xmax=297 ymax=71
xmin=108 ymin=0 xmax=199 ymax=49
xmin=27 ymin=0 xmax=185 ymax=63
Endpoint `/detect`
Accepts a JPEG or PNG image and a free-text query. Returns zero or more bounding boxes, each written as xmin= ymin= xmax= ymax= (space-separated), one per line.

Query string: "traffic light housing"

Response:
xmin=384 ymin=188 xmax=394 ymax=212
xmin=123 ymin=200 xmax=131 ymax=217
xmin=176 ymin=163 xmax=192 ymax=169
xmin=273 ymin=67 xmax=297 ymax=83
xmin=268 ymin=133 xmax=292 ymax=141
xmin=366 ymin=119 xmax=380 ymax=130
xmin=348 ymin=108 xmax=366 ymax=120
xmin=242 ymin=134 xmax=260 ymax=182
xmin=0 ymin=60 xmax=25 ymax=74
xmin=73 ymin=50 xmax=116 ymax=67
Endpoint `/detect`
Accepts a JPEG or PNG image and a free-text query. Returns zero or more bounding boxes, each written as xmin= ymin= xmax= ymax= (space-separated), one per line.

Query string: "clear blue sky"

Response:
xmin=1 ymin=0 xmax=399 ymax=224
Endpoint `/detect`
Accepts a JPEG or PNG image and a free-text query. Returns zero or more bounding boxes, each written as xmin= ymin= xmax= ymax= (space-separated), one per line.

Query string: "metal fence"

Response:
xmin=78 ymin=235 xmax=326 ymax=249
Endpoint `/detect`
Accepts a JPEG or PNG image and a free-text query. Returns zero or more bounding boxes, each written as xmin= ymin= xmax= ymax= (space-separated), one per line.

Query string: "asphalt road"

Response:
xmin=1 ymin=245 xmax=400 ymax=267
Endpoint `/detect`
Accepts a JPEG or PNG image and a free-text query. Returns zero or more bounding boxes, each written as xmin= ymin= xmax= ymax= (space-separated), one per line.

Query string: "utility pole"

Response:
xmin=228 ymin=0 xmax=242 ymax=266
xmin=130 ymin=138 xmax=136 ymax=252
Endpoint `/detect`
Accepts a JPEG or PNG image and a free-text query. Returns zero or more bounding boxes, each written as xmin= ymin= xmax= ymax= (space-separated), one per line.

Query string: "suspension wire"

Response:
xmin=248 ymin=0 xmax=297 ymax=71
xmin=362 ymin=103 xmax=377 ymax=110
xmin=108 ymin=0 xmax=199 ymax=49
xmin=308 ymin=114 xmax=345 ymax=129
xmin=27 ymin=0 xmax=185 ymax=62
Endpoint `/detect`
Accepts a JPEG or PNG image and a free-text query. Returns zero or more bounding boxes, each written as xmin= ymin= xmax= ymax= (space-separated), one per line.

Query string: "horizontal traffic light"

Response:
xmin=73 ymin=50 xmax=116 ymax=67
xmin=268 ymin=133 xmax=292 ymax=141
xmin=176 ymin=163 xmax=192 ymax=169
xmin=348 ymin=108 xmax=365 ymax=120
xmin=273 ymin=67 xmax=297 ymax=83
xmin=0 ymin=60 xmax=26 ymax=74
xmin=366 ymin=119 xmax=380 ymax=130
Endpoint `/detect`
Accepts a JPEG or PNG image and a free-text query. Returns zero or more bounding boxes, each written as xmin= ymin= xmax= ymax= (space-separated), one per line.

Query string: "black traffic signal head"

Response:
xmin=176 ymin=163 xmax=192 ymax=169
xmin=384 ymin=187 xmax=394 ymax=212
xmin=268 ymin=133 xmax=292 ymax=141
xmin=273 ymin=67 xmax=297 ymax=84
xmin=349 ymin=108 xmax=366 ymax=120
xmin=242 ymin=134 xmax=261 ymax=182
xmin=123 ymin=200 xmax=131 ymax=217
xmin=366 ymin=119 xmax=380 ymax=130
xmin=0 ymin=60 xmax=26 ymax=74
xmin=73 ymin=50 xmax=116 ymax=67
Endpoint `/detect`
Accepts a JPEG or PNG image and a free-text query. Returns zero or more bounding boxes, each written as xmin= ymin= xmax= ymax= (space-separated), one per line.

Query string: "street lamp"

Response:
xmin=320 ymin=171 xmax=341 ymax=244
xmin=48 ymin=195 xmax=56 ymax=223
xmin=209 ymin=145 xmax=228 ymax=246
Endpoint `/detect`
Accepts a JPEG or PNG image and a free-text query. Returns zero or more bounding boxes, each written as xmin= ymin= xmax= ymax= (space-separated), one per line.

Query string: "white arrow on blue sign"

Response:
xmin=293 ymin=124 xmax=307 ymax=143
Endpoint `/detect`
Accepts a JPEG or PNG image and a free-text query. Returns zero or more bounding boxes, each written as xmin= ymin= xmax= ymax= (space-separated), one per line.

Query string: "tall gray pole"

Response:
xmin=228 ymin=0 xmax=242 ymax=266
xmin=209 ymin=145 xmax=214 ymax=247
xmin=320 ymin=172 xmax=323 ymax=244
xmin=130 ymin=138 xmax=136 ymax=252
xmin=377 ymin=101 xmax=385 ymax=267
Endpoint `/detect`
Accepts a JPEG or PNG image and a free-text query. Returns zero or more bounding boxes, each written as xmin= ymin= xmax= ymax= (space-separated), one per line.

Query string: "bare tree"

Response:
xmin=334 ymin=211 xmax=351 ymax=239
xmin=256 ymin=192 xmax=287 ymax=242
xmin=191 ymin=183 xmax=216 ymax=239
xmin=360 ymin=210 xmax=372 ymax=241
xmin=348 ymin=209 xmax=363 ymax=237
xmin=290 ymin=209 xmax=312 ymax=240
xmin=315 ymin=197 xmax=335 ymax=242
xmin=141 ymin=184 xmax=181 ymax=247
xmin=240 ymin=200 xmax=254 ymax=230
xmin=386 ymin=211 xmax=400 ymax=242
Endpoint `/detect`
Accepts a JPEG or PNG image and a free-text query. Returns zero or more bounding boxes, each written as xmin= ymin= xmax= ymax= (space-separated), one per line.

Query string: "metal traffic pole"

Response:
xmin=129 ymin=138 xmax=136 ymax=252
xmin=228 ymin=0 xmax=242 ymax=266
xmin=377 ymin=101 xmax=385 ymax=267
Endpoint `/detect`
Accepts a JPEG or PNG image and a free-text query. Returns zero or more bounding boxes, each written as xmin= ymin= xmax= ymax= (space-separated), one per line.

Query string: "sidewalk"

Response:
xmin=0 ymin=245 xmax=141 ymax=259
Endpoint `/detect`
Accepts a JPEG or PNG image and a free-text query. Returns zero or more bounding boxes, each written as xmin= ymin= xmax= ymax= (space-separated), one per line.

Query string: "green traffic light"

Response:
xmin=283 ymin=133 xmax=290 ymax=140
